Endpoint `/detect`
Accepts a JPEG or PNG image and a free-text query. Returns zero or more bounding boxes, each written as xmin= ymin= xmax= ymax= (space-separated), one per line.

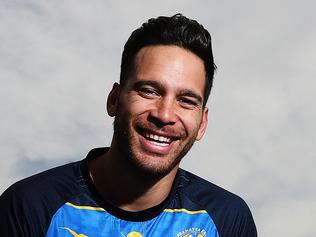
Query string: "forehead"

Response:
xmin=130 ymin=45 xmax=206 ymax=95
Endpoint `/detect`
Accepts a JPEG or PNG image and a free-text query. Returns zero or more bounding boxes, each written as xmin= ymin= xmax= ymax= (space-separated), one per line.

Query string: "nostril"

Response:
xmin=149 ymin=100 xmax=177 ymax=126
xmin=148 ymin=115 xmax=175 ymax=128
xmin=148 ymin=116 xmax=165 ymax=128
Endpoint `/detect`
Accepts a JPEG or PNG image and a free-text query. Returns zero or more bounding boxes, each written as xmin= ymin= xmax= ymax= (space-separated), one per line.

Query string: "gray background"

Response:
xmin=1 ymin=0 xmax=315 ymax=236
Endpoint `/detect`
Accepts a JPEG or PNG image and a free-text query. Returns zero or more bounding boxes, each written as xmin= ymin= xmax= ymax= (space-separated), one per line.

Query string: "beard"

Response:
xmin=112 ymin=110 xmax=197 ymax=178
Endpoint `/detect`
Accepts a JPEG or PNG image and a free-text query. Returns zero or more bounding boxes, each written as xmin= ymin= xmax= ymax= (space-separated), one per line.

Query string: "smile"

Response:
xmin=144 ymin=133 xmax=171 ymax=144
xmin=136 ymin=126 xmax=179 ymax=155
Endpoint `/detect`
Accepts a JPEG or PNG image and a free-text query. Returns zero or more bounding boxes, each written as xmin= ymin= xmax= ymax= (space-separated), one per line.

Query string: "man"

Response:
xmin=0 ymin=14 xmax=257 ymax=237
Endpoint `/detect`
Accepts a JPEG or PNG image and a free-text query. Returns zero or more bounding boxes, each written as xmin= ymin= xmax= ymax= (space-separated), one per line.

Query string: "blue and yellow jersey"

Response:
xmin=46 ymin=202 xmax=217 ymax=237
xmin=0 ymin=148 xmax=257 ymax=237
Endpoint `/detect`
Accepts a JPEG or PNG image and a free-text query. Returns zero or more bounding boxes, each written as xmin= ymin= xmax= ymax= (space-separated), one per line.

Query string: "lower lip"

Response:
xmin=138 ymin=135 xmax=173 ymax=155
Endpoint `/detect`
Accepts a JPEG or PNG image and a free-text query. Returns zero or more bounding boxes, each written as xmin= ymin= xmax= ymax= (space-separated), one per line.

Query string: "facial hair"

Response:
xmin=112 ymin=108 xmax=198 ymax=178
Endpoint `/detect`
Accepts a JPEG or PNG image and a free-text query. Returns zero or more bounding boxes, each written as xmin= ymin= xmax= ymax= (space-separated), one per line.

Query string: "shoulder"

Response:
xmin=178 ymin=169 xmax=247 ymax=207
xmin=0 ymin=161 xmax=84 ymax=236
xmin=0 ymin=162 xmax=84 ymax=218
xmin=1 ymin=161 xmax=83 ymax=206
xmin=177 ymin=169 xmax=257 ymax=237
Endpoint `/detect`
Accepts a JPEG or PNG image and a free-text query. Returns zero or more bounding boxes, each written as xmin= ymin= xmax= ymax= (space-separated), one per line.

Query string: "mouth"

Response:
xmin=144 ymin=133 xmax=172 ymax=146
xmin=136 ymin=127 xmax=180 ymax=155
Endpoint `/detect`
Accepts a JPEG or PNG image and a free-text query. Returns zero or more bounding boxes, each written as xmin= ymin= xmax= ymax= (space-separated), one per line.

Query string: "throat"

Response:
xmin=88 ymin=152 xmax=178 ymax=212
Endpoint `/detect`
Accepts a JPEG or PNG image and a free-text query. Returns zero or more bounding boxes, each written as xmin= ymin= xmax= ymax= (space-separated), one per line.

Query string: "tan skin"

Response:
xmin=89 ymin=45 xmax=208 ymax=212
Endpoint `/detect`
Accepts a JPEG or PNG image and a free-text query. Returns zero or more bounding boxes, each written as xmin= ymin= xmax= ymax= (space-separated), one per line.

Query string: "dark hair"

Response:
xmin=120 ymin=13 xmax=216 ymax=106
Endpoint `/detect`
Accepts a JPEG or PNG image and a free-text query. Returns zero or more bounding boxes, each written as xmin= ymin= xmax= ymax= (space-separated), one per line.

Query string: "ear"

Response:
xmin=196 ymin=107 xmax=208 ymax=141
xmin=107 ymin=83 xmax=120 ymax=117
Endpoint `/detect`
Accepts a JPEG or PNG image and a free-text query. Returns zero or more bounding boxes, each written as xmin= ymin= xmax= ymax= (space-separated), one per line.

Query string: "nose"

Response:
xmin=149 ymin=97 xmax=177 ymax=126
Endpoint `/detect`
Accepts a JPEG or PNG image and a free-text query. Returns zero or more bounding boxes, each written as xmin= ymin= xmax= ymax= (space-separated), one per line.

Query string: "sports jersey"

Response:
xmin=0 ymin=148 xmax=257 ymax=237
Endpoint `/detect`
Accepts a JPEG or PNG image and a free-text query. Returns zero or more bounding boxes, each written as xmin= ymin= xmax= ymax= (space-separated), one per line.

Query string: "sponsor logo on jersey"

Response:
xmin=176 ymin=227 xmax=207 ymax=237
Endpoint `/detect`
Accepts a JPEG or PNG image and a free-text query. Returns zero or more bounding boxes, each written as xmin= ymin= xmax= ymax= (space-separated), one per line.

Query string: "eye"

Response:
xmin=178 ymin=97 xmax=199 ymax=109
xmin=138 ymin=87 xmax=159 ymax=98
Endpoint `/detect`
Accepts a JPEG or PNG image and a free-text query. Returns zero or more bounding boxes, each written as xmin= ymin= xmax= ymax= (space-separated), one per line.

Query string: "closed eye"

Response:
xmin=178 ymin=89 xmax=203 ymax=109
xmin=138 ymin=87 xmax=159 ymax=98
xmin=178 ymin=97 xmax=200 ymax=109
xmin=133 ymin=81 xmax=163 ymax=99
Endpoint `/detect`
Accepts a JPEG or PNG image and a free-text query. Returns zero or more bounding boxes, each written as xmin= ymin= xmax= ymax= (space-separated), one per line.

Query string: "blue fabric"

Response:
xmin=46 ymin=202 xmax=218 ymax=237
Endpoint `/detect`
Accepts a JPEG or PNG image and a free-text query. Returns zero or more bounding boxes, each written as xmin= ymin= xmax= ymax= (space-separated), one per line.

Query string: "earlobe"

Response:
xmin=196 ymin=107 xmax=208 ymax=141
xmin=107 ymin=83 xmax=120 ymax=117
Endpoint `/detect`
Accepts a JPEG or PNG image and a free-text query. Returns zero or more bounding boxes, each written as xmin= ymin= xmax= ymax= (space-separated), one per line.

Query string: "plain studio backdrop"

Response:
xmin=0 ymin=1 xmax=315 ymax=236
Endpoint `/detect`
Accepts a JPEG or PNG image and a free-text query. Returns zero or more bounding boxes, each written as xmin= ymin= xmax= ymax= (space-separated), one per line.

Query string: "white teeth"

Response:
xmin=145 ymin=133 xmax=171 ymax=143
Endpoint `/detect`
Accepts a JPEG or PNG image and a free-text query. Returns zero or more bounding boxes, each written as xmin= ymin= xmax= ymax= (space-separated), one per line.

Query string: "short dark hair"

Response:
xmin=120 ymin=13 xmax=216 ymax=106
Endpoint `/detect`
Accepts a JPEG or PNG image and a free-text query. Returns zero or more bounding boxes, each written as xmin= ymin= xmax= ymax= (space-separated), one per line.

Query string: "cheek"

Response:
xmin=127 ymin=97 xmax=156 ymax=116
xmin=120 ymin=95 xmax=141 ymax=114
xmin=180 ymin=111 xmax=203 ymax=134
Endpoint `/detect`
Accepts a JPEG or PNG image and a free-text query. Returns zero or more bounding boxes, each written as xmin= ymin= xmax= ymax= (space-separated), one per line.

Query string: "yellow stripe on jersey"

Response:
xmin=163 ymin=208 xmax=207 ymax=214
xmin=66 ymin=202 xmax=105 ymax=211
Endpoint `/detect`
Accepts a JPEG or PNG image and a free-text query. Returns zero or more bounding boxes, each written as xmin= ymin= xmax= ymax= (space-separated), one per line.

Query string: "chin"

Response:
xmin=125 ymin=150 xmax=178 ymax=178
xmin=128 ymin=145 xmax=188 ymax=178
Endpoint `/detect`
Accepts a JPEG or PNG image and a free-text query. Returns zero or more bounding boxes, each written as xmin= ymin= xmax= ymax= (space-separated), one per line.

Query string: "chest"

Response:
xmin=45 ymin=203 xmax=219 ymax=237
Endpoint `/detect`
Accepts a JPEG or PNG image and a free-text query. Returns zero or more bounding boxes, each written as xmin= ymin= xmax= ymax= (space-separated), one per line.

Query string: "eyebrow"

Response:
xmin=132 ymin=80 xmax=203 ymax=104
xmin=132 ymin=80 xmax=164 ymax=91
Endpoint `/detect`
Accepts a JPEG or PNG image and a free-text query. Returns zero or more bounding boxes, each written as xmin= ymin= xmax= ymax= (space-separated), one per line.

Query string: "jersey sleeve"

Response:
xmin=0 ymin=179 xmax=62 ymax=237
xmin=216 ymin=196 xmax=257 ymax=237
xmin=238 ymin=202 xmax=257 ymax=237
xmin=179 ymin=169 xmax=257 ymax=237
xmin=0 ymin=185 xmax=31 ymax=237
xmin=0 ymin=161 xmax=84 ymax=237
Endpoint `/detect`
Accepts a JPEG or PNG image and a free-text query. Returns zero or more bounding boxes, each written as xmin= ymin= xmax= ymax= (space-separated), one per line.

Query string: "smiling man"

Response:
xmin=0 ymin=14 xmax=257 ymax=237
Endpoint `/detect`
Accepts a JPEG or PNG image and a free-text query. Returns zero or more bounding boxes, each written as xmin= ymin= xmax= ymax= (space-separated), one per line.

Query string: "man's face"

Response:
xmin=108 ymin=45 xmax=208 ymax=177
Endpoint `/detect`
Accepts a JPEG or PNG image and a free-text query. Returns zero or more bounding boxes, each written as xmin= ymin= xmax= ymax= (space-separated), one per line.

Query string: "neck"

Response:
xmin=88 ymin=147 xmax=178 ymax=212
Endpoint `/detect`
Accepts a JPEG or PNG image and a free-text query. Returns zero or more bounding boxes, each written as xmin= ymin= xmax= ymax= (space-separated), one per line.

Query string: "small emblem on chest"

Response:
xmin=126 ymin=232 xmax=143 ymax=237
xmin=175 ymin=227 xmax=207 ymax=237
